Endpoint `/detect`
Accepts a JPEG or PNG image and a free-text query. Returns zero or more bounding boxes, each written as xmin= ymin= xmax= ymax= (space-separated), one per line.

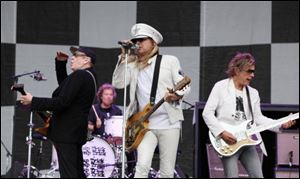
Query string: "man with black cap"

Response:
xmin=20 ymin=47 xmax=97 ymax=178
xmin=113 ymin=23 xmax=190 ymax=178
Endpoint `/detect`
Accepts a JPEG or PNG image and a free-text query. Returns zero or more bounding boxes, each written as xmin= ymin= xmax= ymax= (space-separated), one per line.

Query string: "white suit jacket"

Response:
xmin=112 ymin=54 xmax=190 ymax=124
xmin=202 ymin=78 xmax=280 ymax=156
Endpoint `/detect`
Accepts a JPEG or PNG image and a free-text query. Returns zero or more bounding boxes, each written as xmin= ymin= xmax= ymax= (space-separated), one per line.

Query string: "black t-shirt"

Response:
xmin=88 ymin=103 xmax=122 ymax=136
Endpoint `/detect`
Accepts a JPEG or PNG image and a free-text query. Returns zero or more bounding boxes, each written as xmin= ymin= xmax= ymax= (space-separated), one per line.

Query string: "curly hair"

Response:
xmin=96 ymin=83 xmax=117 ymax=102
xmin=226 ymin=52 xmax=256 ymax=77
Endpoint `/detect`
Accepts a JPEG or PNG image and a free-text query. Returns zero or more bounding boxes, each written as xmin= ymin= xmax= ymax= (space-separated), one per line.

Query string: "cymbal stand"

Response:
xmin=11 ymin=71 xmax=40 ymax=178
xmin=25 ymin=112 xmax=35 ymax=178
xmin=1 ymin=140 xmax=13 ymax=176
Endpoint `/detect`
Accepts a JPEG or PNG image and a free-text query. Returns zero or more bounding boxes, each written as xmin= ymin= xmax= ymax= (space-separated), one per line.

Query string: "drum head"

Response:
xmin=82 ymin=136 xmax=116 ymax=178
xmin=104 ymin=115 xmax=123 ymax=137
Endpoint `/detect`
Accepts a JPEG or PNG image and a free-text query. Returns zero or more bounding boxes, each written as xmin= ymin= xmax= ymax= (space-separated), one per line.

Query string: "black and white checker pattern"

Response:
xmin=1 ymin=1 xmax=299 ymax=176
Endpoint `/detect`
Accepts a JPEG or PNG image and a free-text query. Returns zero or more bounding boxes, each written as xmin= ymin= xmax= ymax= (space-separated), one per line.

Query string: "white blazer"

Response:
xmin=202 ymin=78 xmax=280 ymax=156
xmin=112 ymin=54 xmax=190 ymax=124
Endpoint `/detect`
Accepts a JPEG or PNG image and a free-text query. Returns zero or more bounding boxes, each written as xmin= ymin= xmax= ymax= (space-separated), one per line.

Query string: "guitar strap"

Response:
xmin=85 ymin=70 xmax=97 ymax=104
xmin=246 ymin=86 xmax=254 ymax=125
xmin=86 ymin=70 xmax=97 ymax=141
xmin=150 ymin=54 xmax=162 ymax=106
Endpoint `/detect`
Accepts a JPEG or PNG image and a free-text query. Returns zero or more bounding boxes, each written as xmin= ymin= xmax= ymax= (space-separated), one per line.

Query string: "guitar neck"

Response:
xmin=36 ymin=111 xmax=49 ymax=123
xmin=248 ymin=112 xmax=299 ymax=135
xmin=143 ymin=98 xmax=165 ymax=121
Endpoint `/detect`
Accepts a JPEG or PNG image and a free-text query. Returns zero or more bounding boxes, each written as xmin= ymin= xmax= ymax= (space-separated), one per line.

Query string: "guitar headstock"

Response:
xmin=11 ymin=84 xmax=26 ymax=95
xmin=171 ymin=76 xmax=191 ymax=93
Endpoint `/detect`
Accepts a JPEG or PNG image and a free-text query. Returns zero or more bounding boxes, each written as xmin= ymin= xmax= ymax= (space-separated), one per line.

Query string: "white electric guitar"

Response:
xmin=209 ymin=112 xmax=299 ymax=157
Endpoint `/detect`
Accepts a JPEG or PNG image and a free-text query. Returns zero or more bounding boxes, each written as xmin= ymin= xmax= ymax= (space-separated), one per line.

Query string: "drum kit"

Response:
xmin=17 ymin=115 xmax=184 ymax=178
xmin=83 ymin=116 xmax=127 ymax=178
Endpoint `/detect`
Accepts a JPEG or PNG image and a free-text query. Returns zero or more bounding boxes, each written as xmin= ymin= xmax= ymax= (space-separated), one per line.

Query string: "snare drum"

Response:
xmin=104 ymin=115 xmax=123 ymax=137
xmin=82 ymin=136 xmax=116 ymax=178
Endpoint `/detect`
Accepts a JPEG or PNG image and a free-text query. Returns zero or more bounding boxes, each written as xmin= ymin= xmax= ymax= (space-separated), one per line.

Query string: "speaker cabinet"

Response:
xmin=277 ymin=130 xmax=299 ymax=166
xmin=275 ymin=167 xmax=299 ymax=178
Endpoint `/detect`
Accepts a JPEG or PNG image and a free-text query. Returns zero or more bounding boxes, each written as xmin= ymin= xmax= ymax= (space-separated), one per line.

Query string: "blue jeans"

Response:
xmin=221 ymin=146 xmax=263 ymax=178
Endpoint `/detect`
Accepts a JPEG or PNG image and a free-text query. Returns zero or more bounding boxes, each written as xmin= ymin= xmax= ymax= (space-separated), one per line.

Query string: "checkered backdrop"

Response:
xmin=1 ymin=1 xmax=299 ymax=176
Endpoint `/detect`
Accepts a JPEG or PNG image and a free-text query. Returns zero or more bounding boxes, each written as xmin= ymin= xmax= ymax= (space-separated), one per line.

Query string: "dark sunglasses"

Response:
xmin=245 ymin=69 xmax=255 ymax=74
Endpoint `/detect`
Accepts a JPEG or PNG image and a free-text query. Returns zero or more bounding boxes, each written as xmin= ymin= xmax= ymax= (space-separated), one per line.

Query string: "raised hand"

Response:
xmin=56 ymin=51 xmax=69 ymax=61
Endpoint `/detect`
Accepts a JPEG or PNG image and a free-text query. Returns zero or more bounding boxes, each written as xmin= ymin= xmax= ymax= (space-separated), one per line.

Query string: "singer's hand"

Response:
xmin=20 ymin=92 xmax=33 ymax=105
xmin=119 ymin=40 xmax=135 ymax=54
xmin=56 ymin=51 xmax=69 ymax=61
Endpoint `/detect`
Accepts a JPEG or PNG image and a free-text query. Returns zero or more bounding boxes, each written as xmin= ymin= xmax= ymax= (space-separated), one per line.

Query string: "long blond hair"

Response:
xmin=136 ymin=44 xmax=159 ymax=70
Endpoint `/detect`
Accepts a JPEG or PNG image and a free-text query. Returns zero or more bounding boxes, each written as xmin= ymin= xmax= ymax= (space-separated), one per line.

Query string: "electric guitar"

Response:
xmin=209 ymin=112 xmax=299 ymax=157
xmin=34 ymin=111 xmax=52 ymax=136
xmin=11 ymin=84 xmax=51 ymax=136
xmin=125 ymin=76 xmax=191 ymax=152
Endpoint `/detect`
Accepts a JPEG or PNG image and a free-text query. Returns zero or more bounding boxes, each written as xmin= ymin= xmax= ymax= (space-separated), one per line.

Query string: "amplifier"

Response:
xmin=277 ymin=130 xmax=299 ymax=166
xmin=206 ymin=144 xmax=263 ymax=178
xmin=275 ymin=166 xmax=299 ymax=178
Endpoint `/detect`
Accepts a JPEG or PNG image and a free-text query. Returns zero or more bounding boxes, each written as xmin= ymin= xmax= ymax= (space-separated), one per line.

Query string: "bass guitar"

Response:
xmin=125 ymin=76 xmax=191 ymax=152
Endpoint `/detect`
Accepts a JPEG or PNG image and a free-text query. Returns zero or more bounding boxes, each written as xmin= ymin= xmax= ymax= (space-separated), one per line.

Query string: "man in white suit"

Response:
xmin=202 ymin=52 xmax=296 ymax=178
xmin=112 ymin=23 xmax=190 ymax=178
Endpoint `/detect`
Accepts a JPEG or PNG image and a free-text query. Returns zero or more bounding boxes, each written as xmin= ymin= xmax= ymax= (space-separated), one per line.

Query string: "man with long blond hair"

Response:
xmin=113 ymin=23 xmax=190 ymax=178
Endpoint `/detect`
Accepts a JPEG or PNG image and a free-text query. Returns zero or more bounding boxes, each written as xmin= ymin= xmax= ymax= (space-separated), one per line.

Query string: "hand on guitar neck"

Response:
xmin=281 ymin=113 xmax=297 ymax=128
xmin=11 ymin=84 xmax=26 ymax=95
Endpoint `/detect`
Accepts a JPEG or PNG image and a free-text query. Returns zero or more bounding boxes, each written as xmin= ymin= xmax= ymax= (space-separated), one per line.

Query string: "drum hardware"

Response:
xmin=1 ymin=140 xmax=13 ymax=177
xmin=38 ymin=168 xmax=60 ymax=178
xmin=87 ymin=128 xmax=94 ymax=141
xmin=17 ymin=132 xmax=48 ymax=178
xmin=97 ymin=160 xmax=137 ymax=168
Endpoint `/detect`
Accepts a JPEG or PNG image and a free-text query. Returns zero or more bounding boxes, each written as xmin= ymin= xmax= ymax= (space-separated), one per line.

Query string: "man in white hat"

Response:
xmin=113 ymin=23 xmax=190 ymax=178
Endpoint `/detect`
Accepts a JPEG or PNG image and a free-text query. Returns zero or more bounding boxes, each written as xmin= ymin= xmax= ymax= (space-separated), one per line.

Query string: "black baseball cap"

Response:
xmin=70 ymin=46 xmax=96 ymax=65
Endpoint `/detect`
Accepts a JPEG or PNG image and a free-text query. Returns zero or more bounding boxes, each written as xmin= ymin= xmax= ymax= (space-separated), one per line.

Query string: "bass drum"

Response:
xmin=82 ymin=136 xmax=116 ymax=178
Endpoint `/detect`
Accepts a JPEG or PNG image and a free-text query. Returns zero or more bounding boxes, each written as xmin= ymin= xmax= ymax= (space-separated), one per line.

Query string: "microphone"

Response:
xmin=32 ymin=71 xmax=47 ymax=81
xmin=118 ymin=41 xmax=139 ymax=50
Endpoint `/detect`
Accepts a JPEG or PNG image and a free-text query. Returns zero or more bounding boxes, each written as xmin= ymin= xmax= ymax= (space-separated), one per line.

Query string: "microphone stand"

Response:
xmin=121 ymin=48 xmax=129 ymax=178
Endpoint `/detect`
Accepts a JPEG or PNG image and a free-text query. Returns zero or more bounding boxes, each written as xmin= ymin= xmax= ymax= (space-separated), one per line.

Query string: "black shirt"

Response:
xmin=88 ymin=103 xmax=122 ymax=136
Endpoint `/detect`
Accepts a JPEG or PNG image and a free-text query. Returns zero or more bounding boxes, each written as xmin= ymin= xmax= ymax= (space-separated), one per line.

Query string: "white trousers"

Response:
xmin=134 ymin=128 xmax=180 ymax=178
